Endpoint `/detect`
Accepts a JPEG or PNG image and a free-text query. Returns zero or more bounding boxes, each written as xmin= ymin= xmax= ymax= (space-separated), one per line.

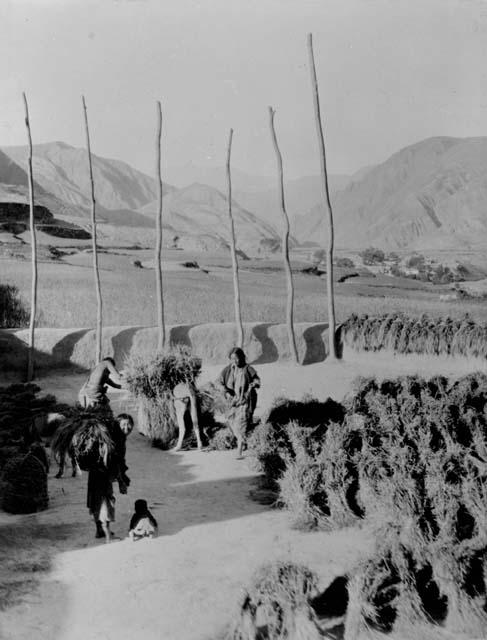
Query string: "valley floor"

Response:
xmin=0 ymin=353 xmax=485 ymax=640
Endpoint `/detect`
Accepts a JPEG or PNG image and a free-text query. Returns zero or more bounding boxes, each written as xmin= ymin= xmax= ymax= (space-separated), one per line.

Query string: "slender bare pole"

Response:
xmin=307 ymin=33 xmax=337 ymax=360
xmin=226 ymin=129 xmax=244 ymax=348
xmin=23 ymin=93 xmax=37 ymax=381
xmin=268 ymin=108 xmax=299 ymax=364
xmin=82 ymin=96 xmax=103 ymax=364
xmin=155 ymin=101 xmax=166 ymax=350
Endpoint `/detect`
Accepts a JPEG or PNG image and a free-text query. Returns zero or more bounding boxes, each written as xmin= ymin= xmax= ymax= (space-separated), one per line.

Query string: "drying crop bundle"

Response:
xmin=263 ymin=372 xmax=487 ymax=637
xmin=124 ymin=345 xmax=202 ymax=448
xmin=341 ymin=312 xmax=487 ymax=359
xmin=0 ymin=382 xmax=58 ymax=514
xmin=51 ymin=405 xmax=116 ymax=471
xmin=226 ymin=562 xmax=322 ymax=640
xmin=248 ymin=395 xmax=345 ymax=486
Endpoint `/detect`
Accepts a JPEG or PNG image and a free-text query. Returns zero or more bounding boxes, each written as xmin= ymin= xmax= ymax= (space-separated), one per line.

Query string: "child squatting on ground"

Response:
xmin=128 ymin=499 xmax=158 ymax=540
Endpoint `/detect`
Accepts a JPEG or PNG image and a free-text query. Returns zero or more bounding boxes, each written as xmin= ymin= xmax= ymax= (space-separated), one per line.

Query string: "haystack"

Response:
xmin=50 ymin=405 xmax=116 ymax=471
xmin=226 ymin=562 xmax=322 ymax=640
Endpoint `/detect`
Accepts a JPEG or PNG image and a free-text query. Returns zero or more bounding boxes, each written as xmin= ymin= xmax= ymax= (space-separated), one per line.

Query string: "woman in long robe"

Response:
xmin=218 ymin=348 xmax=260 ymax=458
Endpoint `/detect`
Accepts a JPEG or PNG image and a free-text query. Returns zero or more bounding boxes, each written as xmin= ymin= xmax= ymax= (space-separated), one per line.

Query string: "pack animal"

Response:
xmin=51 ymin=413 xmax=134 ymax=479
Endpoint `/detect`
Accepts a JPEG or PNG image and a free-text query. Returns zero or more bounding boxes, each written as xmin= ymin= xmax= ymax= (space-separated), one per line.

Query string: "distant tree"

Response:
xmin=455 ymin=264 xmax=469 ymax=281
xmin=387 ymin=252 xmax=400 ymax=263
xmin=431 ymin=264 xmax=454 ymax=285
xmin=335 ymin=257 xmax=355 ymax=268
xmin=310 ymin=249 xmax=326 ymax=265
xmin=406 ymin=253 xmax=425 ymax=269
xmin=360 ymin=247 xmax=385 ymax=265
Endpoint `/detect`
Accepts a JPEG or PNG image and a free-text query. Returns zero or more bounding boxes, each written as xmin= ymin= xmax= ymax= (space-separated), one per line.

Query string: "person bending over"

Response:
xmin=78 ymin=357 xmax=124 ymax=409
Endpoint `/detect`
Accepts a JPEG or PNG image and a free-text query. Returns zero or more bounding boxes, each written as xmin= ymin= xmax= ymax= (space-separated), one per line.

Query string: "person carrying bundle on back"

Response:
xmin=86 ymin=413 xmax=134 ymax=543
xmin=78 ymin=357 xmax=124 ymax=409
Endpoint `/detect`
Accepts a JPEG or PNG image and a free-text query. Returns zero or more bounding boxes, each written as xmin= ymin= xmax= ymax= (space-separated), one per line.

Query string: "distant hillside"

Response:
xmin=297 ymin=137 xmax=487 ymax=250
xmin=235 ymin=174 xmax=351 ymax=230
xmin=139 ymin=183 xmax=281 ymax=254
xmin=2 ymin=142 xmax=174 ymax=213
xmin=0 ymin=144 xmax=284 ymax=253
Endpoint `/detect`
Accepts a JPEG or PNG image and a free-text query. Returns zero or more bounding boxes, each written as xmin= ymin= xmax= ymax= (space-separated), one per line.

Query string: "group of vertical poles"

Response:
xmin=23 ymin=32 xmax=336 ymax=379
xmin=226 ymin=33 xmax=337 ymax=363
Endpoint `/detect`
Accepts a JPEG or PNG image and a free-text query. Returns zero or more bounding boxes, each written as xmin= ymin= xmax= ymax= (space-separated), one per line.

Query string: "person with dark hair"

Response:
xmin=87 ymin=413 xmax=134 ymax=543
xmin=78 ymin=357 xmax=124 ymax=409
xmin=128 ymin=499 xmax=158 ymax=540
xmin=218 ymin=347 xmax=260 ymax=458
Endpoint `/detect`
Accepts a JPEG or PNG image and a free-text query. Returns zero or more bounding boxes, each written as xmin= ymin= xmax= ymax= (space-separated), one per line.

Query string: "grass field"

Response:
xmin=1 ymin=249 xmax=487 ymax=328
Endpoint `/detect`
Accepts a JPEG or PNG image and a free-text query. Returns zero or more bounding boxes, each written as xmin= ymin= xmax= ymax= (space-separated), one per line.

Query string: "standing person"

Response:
xmin=218 ymin=347 xmax=260 ymax=459
xmin=78 ymin=357 xmax=124 ymax=409
xmin=87 ymin=413 xmax=134 ymax=543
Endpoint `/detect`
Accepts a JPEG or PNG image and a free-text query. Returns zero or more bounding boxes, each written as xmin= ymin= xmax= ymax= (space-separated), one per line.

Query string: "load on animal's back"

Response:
xmin=51 ymin=357 xmax=127 ymax=478
xmin=50 ymin=407 xmax=133 ymax=482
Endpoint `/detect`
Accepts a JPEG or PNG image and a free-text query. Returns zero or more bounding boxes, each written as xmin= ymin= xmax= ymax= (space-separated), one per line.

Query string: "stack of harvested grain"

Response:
xmin=0 ymin=383 xmax=57 ymax=514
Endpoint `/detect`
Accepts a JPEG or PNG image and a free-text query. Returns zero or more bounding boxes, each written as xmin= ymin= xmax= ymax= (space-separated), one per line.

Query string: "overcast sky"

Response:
xmin=1 ymin=0 xmax=487 ymax=182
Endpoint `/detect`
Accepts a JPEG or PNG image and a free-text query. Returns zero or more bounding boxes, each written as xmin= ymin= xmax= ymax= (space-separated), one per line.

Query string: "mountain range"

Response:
xmin=298 ymin=136 xmax=487 ymax=250
xmin=0 ymin=143 xmax=281 ymax=254
xmin=3 ymin=136 xmax=487 ymax=253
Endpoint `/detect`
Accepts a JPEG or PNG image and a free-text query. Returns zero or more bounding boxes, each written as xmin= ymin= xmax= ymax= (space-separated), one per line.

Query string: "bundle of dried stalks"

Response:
xmin=226 ymin=562 xmax=322 ymax=640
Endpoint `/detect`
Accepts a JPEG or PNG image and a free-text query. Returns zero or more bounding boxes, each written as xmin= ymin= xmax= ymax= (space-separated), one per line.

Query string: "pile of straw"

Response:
xmin=124 ymin=345 xmax=202 ymax=448
xmin=250 ymin=373 xmax=487 ymax=636
xmin=0 ymin=382 xmax=57 ymax=513
xmin=50 ymin=405 xmax=116 ymax=471
xmin=340 ymin=312 xmax=487 ymax=358
xmin=226 ymin=562 xmax=322 ymax=640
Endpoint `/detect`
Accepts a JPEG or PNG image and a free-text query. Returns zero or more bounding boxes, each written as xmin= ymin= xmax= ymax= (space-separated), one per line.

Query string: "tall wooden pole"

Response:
xmin=307 ymin=33 xmax=337 ymax=361
xmin=268 ymin=107 xmax=299 ymax=364
xmin=226 ymin=128 xmax=244 ymax=348
xmin=82 ymin=96 xmax=103 ymax=364
xmin=23 ymin=93 xmax=37 ymax=381
xmin=155 ymin=101 xmax=166 ymax=351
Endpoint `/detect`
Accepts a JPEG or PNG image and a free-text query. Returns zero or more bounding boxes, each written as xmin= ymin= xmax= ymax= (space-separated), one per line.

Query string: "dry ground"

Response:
xmin=0 ymin=353 xmax=485 ymax=640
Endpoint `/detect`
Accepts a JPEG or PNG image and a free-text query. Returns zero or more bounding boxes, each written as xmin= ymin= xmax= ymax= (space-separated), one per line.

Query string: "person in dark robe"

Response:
xmin=218 ymin=347 xmax=260 ymax=458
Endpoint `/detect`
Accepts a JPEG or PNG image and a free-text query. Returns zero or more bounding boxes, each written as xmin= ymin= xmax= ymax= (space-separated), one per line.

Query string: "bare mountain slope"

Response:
xmin=1 ymin=144 xmax=282 ymax=252
xmin=2 ymin=141 xmax=173 ymax=213
xmin=298 ymin=137 xmax=487 ymax=250
xmin=139 ymin=183 xmax=281 ymax=254
xmin=235 ymin=173 xmax=351 ymax=229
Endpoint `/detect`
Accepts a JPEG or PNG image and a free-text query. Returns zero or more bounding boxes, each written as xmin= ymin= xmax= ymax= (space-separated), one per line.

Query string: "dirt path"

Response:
xmin=0 ymin=354 xmax=483 ymax=639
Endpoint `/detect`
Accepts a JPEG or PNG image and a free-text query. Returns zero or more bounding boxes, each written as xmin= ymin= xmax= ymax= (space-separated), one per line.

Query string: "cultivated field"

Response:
xmin=2 ymin=248 xmax=487 ymax=328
